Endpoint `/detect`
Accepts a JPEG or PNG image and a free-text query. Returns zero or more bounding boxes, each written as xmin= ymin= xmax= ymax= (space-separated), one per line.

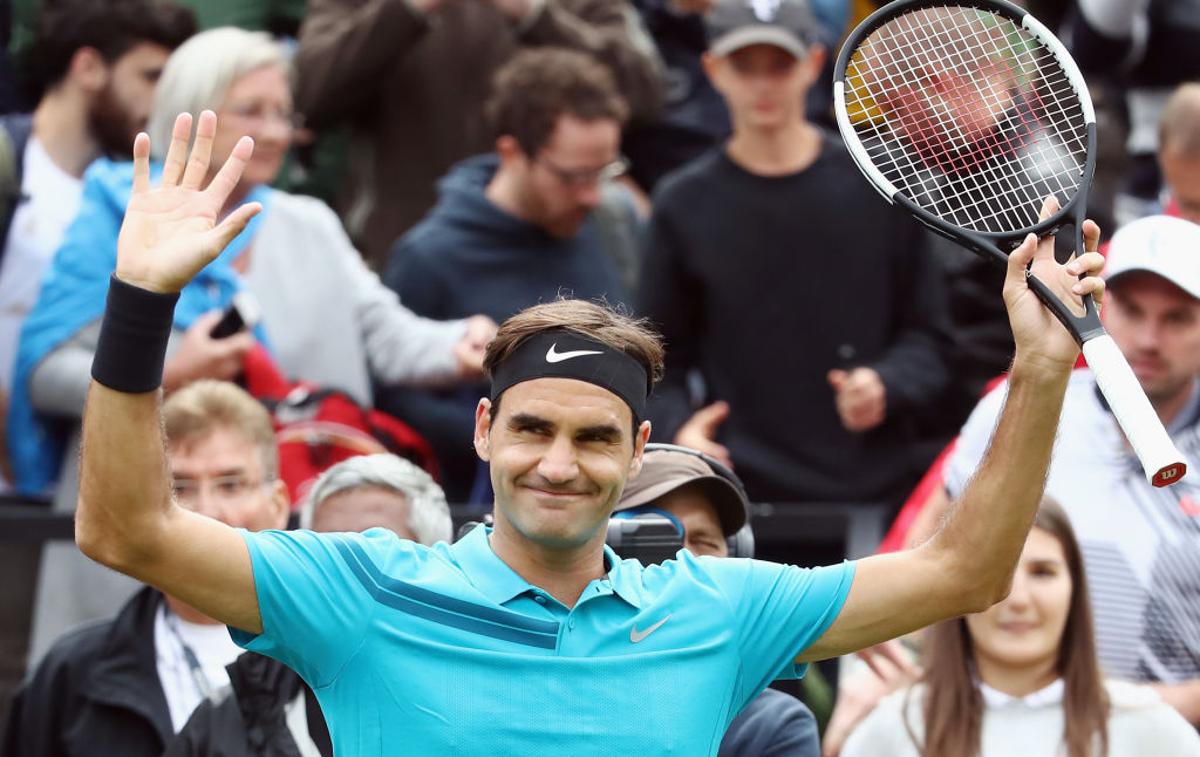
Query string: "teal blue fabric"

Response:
xmin=232 ymin=524 xmax=855 ymax=756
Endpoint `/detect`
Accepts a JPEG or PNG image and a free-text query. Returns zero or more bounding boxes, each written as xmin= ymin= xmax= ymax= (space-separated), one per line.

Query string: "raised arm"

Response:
xmin=800 ymin=206 xmax=1105 ymax=662
xmin=75 ymin=112 xmax=266 ymax=634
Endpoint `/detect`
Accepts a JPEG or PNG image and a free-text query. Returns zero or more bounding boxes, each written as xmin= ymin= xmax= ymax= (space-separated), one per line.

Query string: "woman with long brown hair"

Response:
xmin=842 ymin=499 xmax=1200 ymax=757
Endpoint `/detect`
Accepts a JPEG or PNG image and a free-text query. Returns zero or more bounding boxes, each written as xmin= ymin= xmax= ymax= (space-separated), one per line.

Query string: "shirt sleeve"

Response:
xmin=230 ymin=528 xmax=387 ymax=688
xmin=710 ymin=557 xmax=856 ymax=704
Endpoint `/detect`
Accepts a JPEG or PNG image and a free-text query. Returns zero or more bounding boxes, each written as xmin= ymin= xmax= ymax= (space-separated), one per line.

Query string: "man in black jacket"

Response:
xmin=164 ymin=453 xmax=454 ymax=756
xmin=1 ymin=381 xmax=289 ymax=757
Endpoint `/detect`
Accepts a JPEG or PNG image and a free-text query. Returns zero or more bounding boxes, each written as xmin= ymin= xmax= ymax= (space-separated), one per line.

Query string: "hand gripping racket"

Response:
xmin=833 ymin=0 xmax=1186 ymax=486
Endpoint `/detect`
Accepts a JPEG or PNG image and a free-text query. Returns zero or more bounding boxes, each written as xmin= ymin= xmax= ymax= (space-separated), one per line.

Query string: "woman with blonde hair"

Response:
xmin=842 ymin=499 xmax=1200 ymax=757
xmin=9 ymin=27 xmax=493 ymax=662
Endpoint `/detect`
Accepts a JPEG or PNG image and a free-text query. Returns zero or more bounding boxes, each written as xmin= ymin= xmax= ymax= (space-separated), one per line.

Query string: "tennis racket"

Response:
xmin=833 ymin=0 xmax=1186 ymax=487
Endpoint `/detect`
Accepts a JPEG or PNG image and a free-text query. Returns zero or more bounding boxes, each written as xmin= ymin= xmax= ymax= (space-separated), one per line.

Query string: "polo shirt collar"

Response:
xmin=602 ymin=547 xmax=644 ymax=609
xmin=450 ymin=524 xmax=535 ymax=605
xmin=450 ymin=524 xmax=643 ymax=609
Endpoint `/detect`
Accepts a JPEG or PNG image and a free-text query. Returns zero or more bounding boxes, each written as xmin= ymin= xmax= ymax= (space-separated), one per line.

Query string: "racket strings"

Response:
xmin=856 ymin=10 xmax=1082 ymax=229
xmin=844 ymin=5 xmax=1088 ymax=233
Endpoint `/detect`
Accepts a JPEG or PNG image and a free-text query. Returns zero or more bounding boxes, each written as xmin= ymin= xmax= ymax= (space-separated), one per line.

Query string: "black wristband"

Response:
xmin=91 ymin=274 xmax=180 ymax=393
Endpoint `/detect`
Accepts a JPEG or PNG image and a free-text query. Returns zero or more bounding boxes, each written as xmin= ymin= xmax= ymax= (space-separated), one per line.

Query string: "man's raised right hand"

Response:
xmin=116 ymin=111 xmax=261 ymax=294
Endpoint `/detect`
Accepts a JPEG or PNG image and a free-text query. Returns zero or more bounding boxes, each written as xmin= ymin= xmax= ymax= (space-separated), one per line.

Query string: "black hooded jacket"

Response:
xmin=1 ymin=587 xmax=172 ymax=757
xmin=164 ymin=651 xmax=331 ymax=757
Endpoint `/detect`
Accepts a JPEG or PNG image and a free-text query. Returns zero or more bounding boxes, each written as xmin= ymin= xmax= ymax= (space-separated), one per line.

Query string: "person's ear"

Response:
xmin=495 ymin=135 xmax=527 ymax=170
xmin=69 ymin=47 xmax=110 ymax=94
xmin=701 ymin=52 xmax=724 ymax=91
xmin=474 ymin=398 xmax=494 ymax=462
xmin=798 ymin=44 xmax=827 ymax=87
xmin=627 ymin=420 xmax=653 ymax=479
xmin=268 ymin=477 xmax=290 ymax=530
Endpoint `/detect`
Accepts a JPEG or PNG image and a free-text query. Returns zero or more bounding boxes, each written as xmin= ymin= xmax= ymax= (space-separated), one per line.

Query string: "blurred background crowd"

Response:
xmin=0 ymin=0 xmax=1198 ymax=754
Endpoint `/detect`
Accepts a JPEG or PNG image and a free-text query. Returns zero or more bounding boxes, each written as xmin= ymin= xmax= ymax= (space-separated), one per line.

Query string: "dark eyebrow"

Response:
xmin=509 ymin=413 xmax=554 ymax=433
xmin=576 ymin=424 xmax=624 ymax=444
xmin=508 ymin=413 xmax=622 ymax=443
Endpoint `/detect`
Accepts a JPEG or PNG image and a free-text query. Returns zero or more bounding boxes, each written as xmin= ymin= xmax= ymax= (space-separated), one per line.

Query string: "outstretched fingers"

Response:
xmin=1031 ymin=195 xmax=1060 ymax=262
xmin=207 ymin=201 xmax=262 ymax=252
xmin=180 ymin=111 xmax=217 ymax=190
xmin=160 ymin=113 xmax=193 ymax=187
xmin=203 ymin=136 xmax=254 ymax=208
xmin=131 ymin=133 xmax=151 ymax=194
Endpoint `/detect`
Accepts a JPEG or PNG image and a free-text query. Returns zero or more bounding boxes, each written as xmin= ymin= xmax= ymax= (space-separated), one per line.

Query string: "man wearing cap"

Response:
xmin=638 ymin=0 xmax=952 ymax=510
xmin=618 ymin=445 xmax=820 ymax=757
xmin=71 ymin=111 xmax=1107 ymax=754
xmin=918 ymin=215 xmax=1200 ymax=725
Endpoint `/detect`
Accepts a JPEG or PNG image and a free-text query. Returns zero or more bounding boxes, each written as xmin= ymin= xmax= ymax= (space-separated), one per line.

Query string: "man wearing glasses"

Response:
xmin=379 ymin=46 xmax=641 ymax=503
xmin=3 ymin=380 xmax=289 ymax=757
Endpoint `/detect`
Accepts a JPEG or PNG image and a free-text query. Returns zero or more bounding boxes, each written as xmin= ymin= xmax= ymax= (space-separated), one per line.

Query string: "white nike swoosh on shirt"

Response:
xmin=545 ymin=343 xmax=604 ymax=363
xmin=630 ymin=614 xmax=672 ymax=643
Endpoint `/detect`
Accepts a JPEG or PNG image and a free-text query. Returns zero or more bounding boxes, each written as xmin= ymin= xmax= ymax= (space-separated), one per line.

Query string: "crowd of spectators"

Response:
xmin=0 ymin=0 xmax=1198 ymax=753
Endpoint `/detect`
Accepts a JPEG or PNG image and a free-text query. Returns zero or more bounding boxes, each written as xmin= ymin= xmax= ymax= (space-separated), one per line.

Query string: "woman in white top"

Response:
xmin=842 ymin=498 xmax=1200 ymax=757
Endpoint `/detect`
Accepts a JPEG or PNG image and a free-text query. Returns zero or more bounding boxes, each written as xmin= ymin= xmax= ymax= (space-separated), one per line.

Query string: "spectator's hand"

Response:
xmin=116 ymin=111 xmax=261 ymax=295
xmin=1003 ymin=197 xmax=1103 ymax=373
xmin=163 ymin=311 xmax=256 ymax=390
xmin=487 ymin=0 xmax=535 ymax=22
xmin=674 ymin=401 xmax=732 ymax=468
xmin=827 ymin=367 xmax=886 ymax=432
xmin=454 ymin=315 xmax=497 ymax=380
xmin=822 ymin=640 xmax=922 ymax=757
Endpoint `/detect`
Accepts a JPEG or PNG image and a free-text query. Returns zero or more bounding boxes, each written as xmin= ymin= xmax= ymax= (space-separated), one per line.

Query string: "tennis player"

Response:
xmin=75 ymin=110 xmax=1106 ymax=755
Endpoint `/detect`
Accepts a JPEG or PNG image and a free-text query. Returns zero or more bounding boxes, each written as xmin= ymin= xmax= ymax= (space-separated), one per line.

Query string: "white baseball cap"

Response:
xmin=1104 ymin=215 xmax=1200 ymax=300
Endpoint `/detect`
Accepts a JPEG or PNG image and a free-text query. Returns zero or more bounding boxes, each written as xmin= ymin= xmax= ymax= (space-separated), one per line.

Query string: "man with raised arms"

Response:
xmin=75 ymin=109 xmax=1106 ymax=755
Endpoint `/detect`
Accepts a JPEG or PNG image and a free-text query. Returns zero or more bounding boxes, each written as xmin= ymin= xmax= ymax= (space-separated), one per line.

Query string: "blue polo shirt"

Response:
xmin=232 ymin=525 xmax=855 ymax=755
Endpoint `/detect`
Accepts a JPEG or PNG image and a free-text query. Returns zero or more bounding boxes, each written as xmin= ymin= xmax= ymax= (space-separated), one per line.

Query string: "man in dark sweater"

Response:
xmin=381 ymin=48 xmax=635 ymax=501
xmin=638 ymin=0 xmax=951 ymax=506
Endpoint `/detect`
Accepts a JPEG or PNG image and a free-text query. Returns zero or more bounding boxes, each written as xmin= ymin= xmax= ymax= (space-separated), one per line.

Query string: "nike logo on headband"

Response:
xmin=545 ymin=344 xmax=604 ymax=363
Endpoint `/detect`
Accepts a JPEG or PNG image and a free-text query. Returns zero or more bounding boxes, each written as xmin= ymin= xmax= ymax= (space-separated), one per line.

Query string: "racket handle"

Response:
xmin=1082 ymin=334 xmax=1188 ymax=487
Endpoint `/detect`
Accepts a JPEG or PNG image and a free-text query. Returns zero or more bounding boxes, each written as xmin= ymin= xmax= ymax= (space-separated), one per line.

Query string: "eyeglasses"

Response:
xmin=171 ymin=474 xmax=271 ymax=505
xmin=221 ymin=102 xmax=305 ymax=131
xmin=534 ymin=155 xmax=628 ymax=188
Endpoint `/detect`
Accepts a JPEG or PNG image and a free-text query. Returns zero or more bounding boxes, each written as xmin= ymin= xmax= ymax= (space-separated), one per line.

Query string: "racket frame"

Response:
xmin=832 ymin=0 xmax=1187 ymax=487
xmin=834 ymin=0 xmax=1103 ymax=342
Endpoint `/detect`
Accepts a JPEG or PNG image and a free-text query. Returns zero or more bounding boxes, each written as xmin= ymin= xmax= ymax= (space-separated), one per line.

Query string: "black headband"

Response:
xmin=490 ymin=330 xmax=649 ymax=422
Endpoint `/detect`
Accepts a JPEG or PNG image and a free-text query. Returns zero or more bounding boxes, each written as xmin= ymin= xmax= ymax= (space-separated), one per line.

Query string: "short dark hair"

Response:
xmin=486 ymin=47 xmax=629 ymax=156
xmin=484 ymin=299 xmax=664 ymax=433
xmin=22 ymin=0 xmax=196 ymax=101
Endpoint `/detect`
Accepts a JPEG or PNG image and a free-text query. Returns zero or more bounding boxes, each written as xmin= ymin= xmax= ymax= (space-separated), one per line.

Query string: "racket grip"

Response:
xmin=1082 ymin=335 xmax=1188 ymax=487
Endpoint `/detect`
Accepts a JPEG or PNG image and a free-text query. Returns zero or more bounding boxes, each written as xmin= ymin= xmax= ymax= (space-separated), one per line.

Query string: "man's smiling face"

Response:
xmin=475 ymin=378 xmax=649 ymax=551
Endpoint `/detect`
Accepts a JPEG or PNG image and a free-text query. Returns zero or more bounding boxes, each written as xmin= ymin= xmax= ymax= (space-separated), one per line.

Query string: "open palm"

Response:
xmin=116 ymin=111 xmax=261 ymax=294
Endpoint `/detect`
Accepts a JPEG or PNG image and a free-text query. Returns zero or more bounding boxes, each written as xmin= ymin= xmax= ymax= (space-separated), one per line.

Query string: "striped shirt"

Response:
xmin=946 ymin=370 xmax=1200 ymax=683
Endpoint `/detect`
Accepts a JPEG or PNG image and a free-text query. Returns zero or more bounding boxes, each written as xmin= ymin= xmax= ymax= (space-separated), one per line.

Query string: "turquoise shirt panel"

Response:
xmin=232 ymin=525 xmax=855 ymax=756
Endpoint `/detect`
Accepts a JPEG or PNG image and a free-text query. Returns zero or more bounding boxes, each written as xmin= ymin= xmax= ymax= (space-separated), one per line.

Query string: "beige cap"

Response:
xmin=617 ymin=449 xmax=748 ymax=536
